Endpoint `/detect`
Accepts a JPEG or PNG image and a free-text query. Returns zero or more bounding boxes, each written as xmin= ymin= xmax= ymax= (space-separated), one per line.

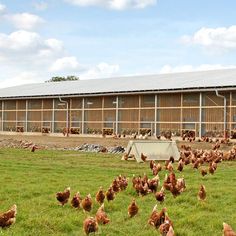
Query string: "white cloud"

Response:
xmin=50 ymin=56 xmax=81 ymax=72
xmin=6 ymin=12 xmax=44 ymax=30
xmin=80 ymin=62 xmax=119 ymax=79
xmin=182 ymin=26 xmax=236 ymax=51
xmin=0 ymin=72 xmax=40 ymax=89
xmin=0 ymin=30 xmax=64 ymax=59
xmin=159 ymin=64 xmax=236 ymax=74
xmin=32 ymin=1 xmax=48 ymax=11
xmin=0 ymin=3 xmax=6 ymax=14
xmin=65 ymin=0 xmax=156 ymax=10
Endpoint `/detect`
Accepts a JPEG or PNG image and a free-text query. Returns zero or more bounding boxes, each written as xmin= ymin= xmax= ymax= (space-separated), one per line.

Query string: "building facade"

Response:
xmin=0 ymin=69 xmax=236 ymax=137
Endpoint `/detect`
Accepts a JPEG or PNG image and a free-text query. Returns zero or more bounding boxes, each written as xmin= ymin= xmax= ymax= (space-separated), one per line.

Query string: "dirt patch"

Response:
xmin=0 ymin=133 xmax=234 ymax=152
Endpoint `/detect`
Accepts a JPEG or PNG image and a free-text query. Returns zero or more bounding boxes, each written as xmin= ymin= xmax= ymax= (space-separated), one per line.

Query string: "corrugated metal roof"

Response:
xmin=0 ymin=69 xmax=236 ymax=99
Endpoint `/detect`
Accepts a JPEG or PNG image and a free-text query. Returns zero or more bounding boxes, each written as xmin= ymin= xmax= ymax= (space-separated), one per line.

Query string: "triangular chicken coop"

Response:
xmin=126 ymin=140 xmax=180 ymax=162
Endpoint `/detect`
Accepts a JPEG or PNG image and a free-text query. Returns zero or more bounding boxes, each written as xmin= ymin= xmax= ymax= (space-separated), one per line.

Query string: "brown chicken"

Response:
xmin=71 ymin=192 xmax=82 ymax=209
xmin=83 ymin=217 xmax=98 ymax=235
xmin=148 ymin=175 xmax=160 ymax=193
xmin=177 ymin=159 xmax=184 ymax=172
xmin=167 ymin=162 xmax=174 ymax=172
xmin=167 ymin=226 xmax=175 ymax=236
xmin=128 ymin=199 xmax=139 ymax=217
xmin=223 ymin=222 xmax=236 ymax=236
xmin=198 ymin=185 xmax=206 ymax=200
xmin=96 ymin=187 xmax=105 ymax=205
xmin=150 ymin=160 xmax=155 ymax=169
xmin=95 ymin=203 xmax=110 ymax=225
xmin=141 ymin=153 xmax=148 ymax=162
xmin=148 ymin=205 xmax=166 ymax=228
xmin=0 ymin=205 xmax=17 ymax=228
xmin=106 ymin=186 xmax=115 ymax=202
xmin=155 ymin=187 xmax=165 ymax=203
xmin=82 ymin=194 xmax=93 ymax=212
xmin=56 ymin=187 xmax=70 ymax=206
xmin=201 ymin=169 xmax=208 ymax=177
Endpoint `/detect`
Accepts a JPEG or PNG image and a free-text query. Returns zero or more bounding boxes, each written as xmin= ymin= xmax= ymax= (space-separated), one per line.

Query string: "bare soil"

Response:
xmin=0 ymin=133 xmax=234 ymax=151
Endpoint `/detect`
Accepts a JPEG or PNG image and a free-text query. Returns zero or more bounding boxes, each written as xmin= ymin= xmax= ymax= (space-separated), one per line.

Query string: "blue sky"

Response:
xmin=0 ymin=0 xmax=236 ymax=88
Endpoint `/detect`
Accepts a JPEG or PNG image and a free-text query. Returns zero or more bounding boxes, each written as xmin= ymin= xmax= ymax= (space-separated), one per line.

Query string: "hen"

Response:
xmin=223 ymin=223 xmax=236 ymax=236
xmin=95 ymin=203 xmax=110 ymax=225
xmin=201 ymin=169 xmax=208 ymax=177
xmin=177 ymin=159 xmax=184 ymax=172
xmin=148 ymin=205 xmax=166 ymax=229
xmin=141 ymin=153 xmax=148 ymax=162
xmin=96 ymin=187 xmax=105 ymax=205
xmin=198 ymin=185 xmax=206 ymax=201
xmin=83 ymin=217 xmax=98 ymax=235
xmin=56 ymin=187 xmax=70 ymax=206
xmin=128 ymin=199 xmax=139 ymax=217
xmin=82 ymin=194 xmax=93 ymax=212
xmin=71 ymin=192 xmax=82 ymax=209
xmin=167 ymin=226 xmax=175 ymax=236
xmin=155 ymin=187 xmax=165 ymax=203
xmin=106 ymin=186 xmax=115 ymax=202
xmin=0 ymin=205 xmax=17 ymax=228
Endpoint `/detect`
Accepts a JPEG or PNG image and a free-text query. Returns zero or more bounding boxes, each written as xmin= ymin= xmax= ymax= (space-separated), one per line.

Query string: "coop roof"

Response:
xmin=1 ymin=69 xmax=236 ymax=99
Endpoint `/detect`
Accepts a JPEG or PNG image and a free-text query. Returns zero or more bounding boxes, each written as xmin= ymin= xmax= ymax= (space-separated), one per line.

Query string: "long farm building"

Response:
xmin=1 ymin=69 xmax=236 ymax=138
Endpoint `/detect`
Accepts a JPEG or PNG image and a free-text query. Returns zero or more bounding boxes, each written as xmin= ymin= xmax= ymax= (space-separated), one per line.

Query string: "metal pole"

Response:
xmin=215 ymin=90 xmax=227 ymax=138
xmin=154 ymin=94 xmax=157 ymax=136
xmin=25 ymin=100 xmax=28 ymax=132
xmin=82 ymin=98 xmax=84 ymax=134
xmin=115 ymin=96 xmax=119 ymax=134
xmin=2 ymin=101 xmax=4 ymax=131
xmin=199 ymin=92 xmax=202 ymax=138
xmin=59 ymin=97 xmax=69 ymax=137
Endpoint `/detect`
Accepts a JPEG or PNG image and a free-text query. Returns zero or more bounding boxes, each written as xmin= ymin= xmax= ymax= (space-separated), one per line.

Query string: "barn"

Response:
xmin=0 ymin=69 xmax=236 ymax=138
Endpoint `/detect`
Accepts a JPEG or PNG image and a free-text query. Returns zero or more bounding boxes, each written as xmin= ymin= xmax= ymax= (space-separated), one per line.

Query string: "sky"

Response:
xmin=0 ymin=0 xmax=236 ymax=88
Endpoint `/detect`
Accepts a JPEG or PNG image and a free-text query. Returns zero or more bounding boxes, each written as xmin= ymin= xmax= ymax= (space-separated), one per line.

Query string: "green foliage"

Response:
xmin=45 ymin=76 xmax=79 ymax=82
xmin=0 ymin=148 xmax=235 ymax=235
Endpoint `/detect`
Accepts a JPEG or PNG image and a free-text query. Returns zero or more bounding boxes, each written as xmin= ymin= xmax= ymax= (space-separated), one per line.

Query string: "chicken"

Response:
xmin=141 ymin=153 xmax=148 ymax=162
xmin=71 ymin=192 xmax=82 ymax=209
xmin=159 ymin=212 xmax=174 ymax=235
xmin=118 ymin=175 xmax=128 ymax=191
xmin=177 ymin=159 xmax=184 ymax=172
xmin=121 ymin=153 xmax=129 ymax=161
xmin=169 ymin=156 xmax=175 ymax=163
xmin=150 ymin=160 xmax=155 ymax=170
xmin=223 ymin=222 xmax=236 ymax=236
xmin=128 ymin=199 xmax=139 ymax=217
xmin=198 ymin=185 xmax=206 ymax=201
xmin=167 ymin=162 xmax=174 ymax=172
xmin=31 ymin=144 xmax=38 ymax=152
xmin=209 ymin=163 xmax=215 ymax=175
xmin=148 ymin=175 xmax=160 ymax=193
xmin=111 ymin=179 xmax=120 ymax=193
xmin=0 ymin=205 xmax=17 ymax=228
xmin=106 ymin=186 xmax=115 ymax=202
xmin=56 ymin=187 xmax=70 ymax=206
xmin=83 ymin=217 xmax=98 ymax=235
xmin=96 ymin=187 xmax=105 ymax=205
xmin=155 ymin=187 xmax=165 ymax=203
xmin=176 ymin=177 xmax=186 ymax=193
xmin=201 ymin=169 xmax=208 ymax=177
xmin=148 ymin=205 xmax=166 ymax=228
xmin=167 ymin=226 xmax=175 ymax=236
xmin=95 ymin=203 xmax=110 ymax=225
xmin=169 ymin=184 xmax=181 ymax=198
xmin=82 ymin=194 xmax=93 ymax=212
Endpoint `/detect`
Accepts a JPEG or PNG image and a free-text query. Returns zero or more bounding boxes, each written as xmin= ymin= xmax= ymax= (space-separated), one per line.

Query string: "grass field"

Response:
xmin=0 ymin=148 xmax=236 ymax=236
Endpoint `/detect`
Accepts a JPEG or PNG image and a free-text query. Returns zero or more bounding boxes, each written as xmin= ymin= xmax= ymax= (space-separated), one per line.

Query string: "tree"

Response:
xmin=45 ymin=76 xmax=79 ymax=82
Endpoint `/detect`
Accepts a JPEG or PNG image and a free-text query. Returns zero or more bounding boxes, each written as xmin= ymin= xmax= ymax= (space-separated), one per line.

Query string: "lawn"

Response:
xmin=0 ymin=148 xmax=235 ymax=236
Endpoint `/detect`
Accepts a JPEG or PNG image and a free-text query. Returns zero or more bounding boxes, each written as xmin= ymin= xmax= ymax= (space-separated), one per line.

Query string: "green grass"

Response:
xmin=0 ymin=148 xmax=235 ymax=236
